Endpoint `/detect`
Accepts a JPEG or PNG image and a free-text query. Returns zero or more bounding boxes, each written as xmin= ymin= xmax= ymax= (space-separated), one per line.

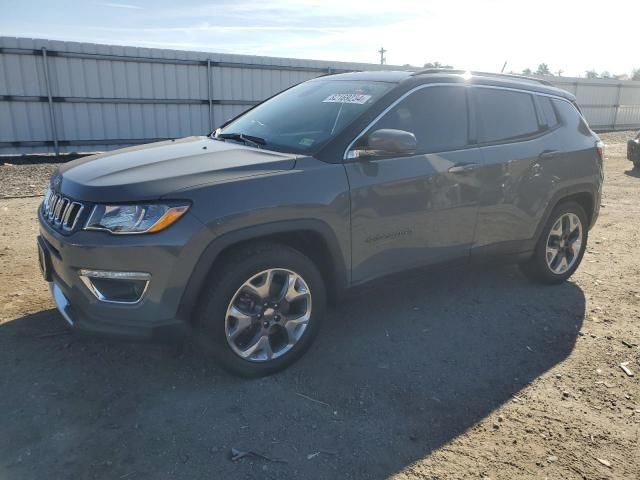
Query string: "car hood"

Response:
xmin=56 ymin=136 xmax=298 ymax=202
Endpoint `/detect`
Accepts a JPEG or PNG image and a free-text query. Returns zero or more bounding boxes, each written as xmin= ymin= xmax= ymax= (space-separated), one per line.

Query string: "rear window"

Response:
xmin=475 ymin=88 xmax=540 ymax=143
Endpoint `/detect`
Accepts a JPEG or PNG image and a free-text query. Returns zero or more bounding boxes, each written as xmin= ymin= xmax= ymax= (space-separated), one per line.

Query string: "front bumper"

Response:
xmin=50 ymin=282 xmax=75 ymax=327
xmin=47 ymin=278 xmax=185 ymax=342
xmin=38 ymin=206 xmax=214 ymax=343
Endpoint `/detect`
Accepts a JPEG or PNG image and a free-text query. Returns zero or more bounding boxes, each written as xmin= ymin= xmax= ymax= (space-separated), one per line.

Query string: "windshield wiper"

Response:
xmin=216 ymin=132 xmax=266 ymax=148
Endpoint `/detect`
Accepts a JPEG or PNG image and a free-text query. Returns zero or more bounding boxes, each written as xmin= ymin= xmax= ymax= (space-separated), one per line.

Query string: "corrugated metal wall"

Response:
xmin=2 ymin=37 xmax=640 ymax=155
xmin=552 ymin=78 xmax=640 ymax=131
xmin=0 ymin=37 xmax=394 ymax=154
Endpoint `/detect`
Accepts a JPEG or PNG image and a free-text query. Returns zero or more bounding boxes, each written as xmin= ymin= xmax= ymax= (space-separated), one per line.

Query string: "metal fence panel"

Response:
xmin=1 ymin=36 xmax=639 ymax=154
xmin=620 ymin=86 xmax=640 ymax=105
xmin=617 ymin=105 xmax=640 ymax=129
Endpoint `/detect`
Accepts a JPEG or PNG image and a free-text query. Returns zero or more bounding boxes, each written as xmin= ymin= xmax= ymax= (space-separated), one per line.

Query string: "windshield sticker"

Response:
xmin=323 ymin=93 xmax=372 ymax=104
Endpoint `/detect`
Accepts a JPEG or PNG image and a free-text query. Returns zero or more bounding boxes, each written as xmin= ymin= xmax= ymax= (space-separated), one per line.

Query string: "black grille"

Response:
xmin=42 ymin=187 xmax=85 ymax=232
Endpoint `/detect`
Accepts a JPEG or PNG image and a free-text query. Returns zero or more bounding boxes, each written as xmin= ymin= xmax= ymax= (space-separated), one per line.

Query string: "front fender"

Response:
xmin=176 ymin=218 xmax=349 ymax=323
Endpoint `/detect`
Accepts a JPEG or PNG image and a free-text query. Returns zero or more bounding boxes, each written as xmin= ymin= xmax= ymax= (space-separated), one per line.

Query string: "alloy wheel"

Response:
xmin=224 ymin=268 xmax=312 ymax=362
xmin=545 ymin=212 xmax=583 ymax=275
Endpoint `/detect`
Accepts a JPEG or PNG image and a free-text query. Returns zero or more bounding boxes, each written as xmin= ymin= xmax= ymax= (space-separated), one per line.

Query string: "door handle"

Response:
xmin=539 ymin=150 xmax=558 ymax=160
xmin=448 ymin=162 xmax=480 ymax=173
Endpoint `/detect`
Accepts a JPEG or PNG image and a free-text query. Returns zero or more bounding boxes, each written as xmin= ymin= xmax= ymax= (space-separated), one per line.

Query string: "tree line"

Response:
xmin=419 ymin=61 xmax=640 ymax=81
xmin=522 ymin=64 xmax=640 ymax=81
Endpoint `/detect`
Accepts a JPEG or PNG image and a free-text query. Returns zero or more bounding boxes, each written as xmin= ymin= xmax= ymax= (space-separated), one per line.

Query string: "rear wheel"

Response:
xmin=520 ymin=201 xmax=588 ymax=284
xmin=194 ymin=243 xmax=326 ymax=377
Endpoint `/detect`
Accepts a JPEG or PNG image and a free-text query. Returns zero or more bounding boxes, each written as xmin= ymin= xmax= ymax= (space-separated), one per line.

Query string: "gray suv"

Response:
xmin=38 ymin=70 xmax=604 ymax=376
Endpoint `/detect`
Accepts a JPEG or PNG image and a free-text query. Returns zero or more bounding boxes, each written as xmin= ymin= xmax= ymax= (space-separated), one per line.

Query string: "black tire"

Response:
xmin=519 ymin=201 xmax=588 ymax=284
xmin=194 ymin=242 xmax=326 ymax=377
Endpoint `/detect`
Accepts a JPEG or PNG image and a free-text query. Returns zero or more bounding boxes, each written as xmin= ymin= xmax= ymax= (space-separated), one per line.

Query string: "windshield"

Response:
xmin=216 ymin=79 xmax=394 ymax=155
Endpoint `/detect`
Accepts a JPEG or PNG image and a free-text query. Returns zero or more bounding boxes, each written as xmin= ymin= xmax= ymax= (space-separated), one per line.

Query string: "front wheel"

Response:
xmin=194 ymin=243 xmax=326 ymax=377
xmin=519 ymin=201 xmax=588 ymax=284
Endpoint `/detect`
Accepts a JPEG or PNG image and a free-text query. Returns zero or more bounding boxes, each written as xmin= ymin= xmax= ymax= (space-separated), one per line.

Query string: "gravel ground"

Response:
xmin=0 ymin=154 xmax=84 ymax=198
xmin=0 ymin=164 xmax=58 ymax=198
xmin=0 ymin=132 xmax=638 ymax=479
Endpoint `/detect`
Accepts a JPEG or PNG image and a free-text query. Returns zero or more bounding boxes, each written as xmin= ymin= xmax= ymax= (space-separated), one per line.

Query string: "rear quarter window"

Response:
xmin=537 ymin=96 xmax=559 ymax=129
xmin=475 ymin=88 xmax=540 ymax=143
xmin=552 ymin=98 xmax=592 ymax=135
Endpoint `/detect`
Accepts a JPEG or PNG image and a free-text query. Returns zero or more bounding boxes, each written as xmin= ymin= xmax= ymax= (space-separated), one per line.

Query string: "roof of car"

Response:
xmin=322 ymin=70 xmax=575 ymax=101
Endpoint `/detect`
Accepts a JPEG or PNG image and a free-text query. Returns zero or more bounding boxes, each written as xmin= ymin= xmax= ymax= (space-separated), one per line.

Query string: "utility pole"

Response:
xmin=378 ymin=47 xmax=386 ymax=65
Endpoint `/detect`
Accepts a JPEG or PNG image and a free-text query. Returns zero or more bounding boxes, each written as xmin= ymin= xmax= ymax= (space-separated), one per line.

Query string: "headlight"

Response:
xmin=84 ymin=203 xmax=189 ymax=234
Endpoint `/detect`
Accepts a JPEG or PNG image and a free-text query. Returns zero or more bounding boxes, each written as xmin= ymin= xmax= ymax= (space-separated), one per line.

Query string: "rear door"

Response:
xmin=470 ymin=86 xmax=553 ymax=256
xmin=345 ymin=84 xmax=483 ymax=283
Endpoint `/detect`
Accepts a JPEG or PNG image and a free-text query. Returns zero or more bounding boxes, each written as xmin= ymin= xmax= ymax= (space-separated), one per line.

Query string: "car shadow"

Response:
xmin=624 ymin=168 xmax=640 ymax=178
xmin=0 ymin=263 xmax=585 ymax=479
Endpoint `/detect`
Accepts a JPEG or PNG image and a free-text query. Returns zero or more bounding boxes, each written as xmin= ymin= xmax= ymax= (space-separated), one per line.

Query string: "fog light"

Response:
xmin=79 ymin=269 xmax=150 ymax=304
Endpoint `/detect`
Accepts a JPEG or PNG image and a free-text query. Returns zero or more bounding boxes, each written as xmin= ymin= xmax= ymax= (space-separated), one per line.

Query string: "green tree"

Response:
xmin=600 ymin=71 xmax=612 ymax=79
xmin=632 ymin=68 xmax=640 ymax=81
xmin=535 ymin=63 xmax=551 ymax=76
xmin=585 ymin=70 xmax=599 ymax=79
xmin=423 ymin=61 xmax=453 ymax=69
xmin=522 ymin=68 xmax=532 ymax=75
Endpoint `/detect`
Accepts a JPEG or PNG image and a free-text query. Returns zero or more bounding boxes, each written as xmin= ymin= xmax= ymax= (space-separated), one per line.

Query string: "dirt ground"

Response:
xmin=0 ymin=132 xmax=638 ymax=480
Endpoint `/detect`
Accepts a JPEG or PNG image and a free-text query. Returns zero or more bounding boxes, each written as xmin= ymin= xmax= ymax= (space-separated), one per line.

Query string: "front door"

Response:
xmin=344 ymin=85 xmax=483 ymax=283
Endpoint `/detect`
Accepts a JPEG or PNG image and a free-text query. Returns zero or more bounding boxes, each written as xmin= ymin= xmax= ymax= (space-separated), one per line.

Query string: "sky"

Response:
xmin=0 ymin=0 xmax=636 ymax=77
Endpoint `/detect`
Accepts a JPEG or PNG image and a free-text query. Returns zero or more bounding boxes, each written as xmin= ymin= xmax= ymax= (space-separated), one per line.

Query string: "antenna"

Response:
xmin=378 ymin=47 xmax=387 ymax=65
xmin=501 ymin=61 xmax=507 ymax=73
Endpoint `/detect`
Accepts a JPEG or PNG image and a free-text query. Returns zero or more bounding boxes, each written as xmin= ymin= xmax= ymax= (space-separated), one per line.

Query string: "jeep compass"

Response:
xmin=38 ymin=70 xmax=604 ymax=376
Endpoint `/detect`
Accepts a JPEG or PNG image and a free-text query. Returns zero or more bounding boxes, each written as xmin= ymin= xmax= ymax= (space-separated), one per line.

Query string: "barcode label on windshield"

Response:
xmin=323 ymin=94 xmax=372 ymax=104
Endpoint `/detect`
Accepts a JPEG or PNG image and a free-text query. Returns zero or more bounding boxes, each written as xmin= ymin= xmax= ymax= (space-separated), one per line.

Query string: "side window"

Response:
xmin=474 ymin=88 xmax=540 ymax=143
xmin=538 ymin=96 xmax=559 ymax=129
xmin=368 ymin=86 xmax=469 ymax=154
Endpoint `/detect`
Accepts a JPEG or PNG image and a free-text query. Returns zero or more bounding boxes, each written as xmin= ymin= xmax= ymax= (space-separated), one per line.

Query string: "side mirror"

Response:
xmin=348 ymin=129 xmax=417 ymax=159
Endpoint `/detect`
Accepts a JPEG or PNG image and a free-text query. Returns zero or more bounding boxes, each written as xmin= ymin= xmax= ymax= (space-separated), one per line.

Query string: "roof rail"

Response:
xmin=410 ymin=69 xmax=555 ymax=87
xmin=410 ymin=68 xmax=465 ymax=76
